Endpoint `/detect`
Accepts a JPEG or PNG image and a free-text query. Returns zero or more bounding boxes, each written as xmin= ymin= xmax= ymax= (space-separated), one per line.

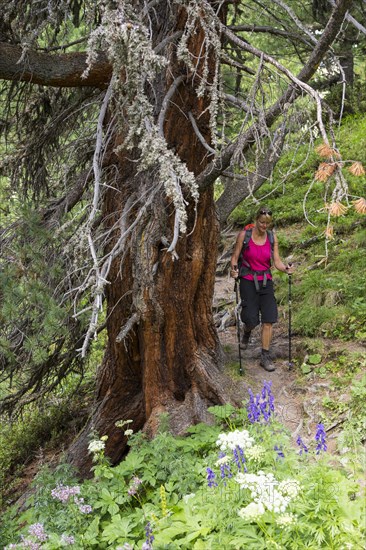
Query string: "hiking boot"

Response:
xmin=260 ymin=352 xmax=275 ymax=372
xmin=240 ymin=331 xmax=251 ymax=350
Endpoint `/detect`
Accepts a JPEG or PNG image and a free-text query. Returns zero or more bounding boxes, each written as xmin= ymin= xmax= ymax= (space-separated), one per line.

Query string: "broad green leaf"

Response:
xmin=101 ymin=515 xmax=132 ymax=543
xmin=308 ymin=353 xmax=322 ymax=365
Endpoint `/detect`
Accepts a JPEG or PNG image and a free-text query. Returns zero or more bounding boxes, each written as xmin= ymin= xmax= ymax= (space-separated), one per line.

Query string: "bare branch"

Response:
xmin=197 ymin=0 xmax=352 ymax=191
xmin=223 ymin=93 xmax=255 ymax=113
xmin=220 ymin=51 xmax=256 ymax=75
xmin=41 ymin=170 xmax=91 ymax=229
xmin=188 ymin=111 xmax=216 ymax=154
xmin=216 ymin=123 xmax=287 ymax=222
xmin=158 ymin=75 xmax=185 ymax=135
xmin=271 ymin=0 xmax=318 ymax=45
xmin=116 ymin=313 xmax=140 ymax=343
xmin=227 ymin=25 xmax=313 ymax=46
xmin=154 ymin=31 xmax=183 ymax=54
xmin=327 ymin=0 xmax=366 ymax=35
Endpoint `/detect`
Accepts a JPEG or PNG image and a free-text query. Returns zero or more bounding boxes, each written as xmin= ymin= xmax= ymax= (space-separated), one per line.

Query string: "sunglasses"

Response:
xmin=259 ymin=209 xmax=272 ymax=216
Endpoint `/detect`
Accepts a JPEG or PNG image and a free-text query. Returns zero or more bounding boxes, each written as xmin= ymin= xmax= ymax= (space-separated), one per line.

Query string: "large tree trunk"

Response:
xmin=68 ymin=2 xmax=239 ymax=477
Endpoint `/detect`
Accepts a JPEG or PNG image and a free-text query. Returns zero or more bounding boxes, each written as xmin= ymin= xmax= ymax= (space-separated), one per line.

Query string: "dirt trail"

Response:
xmin=215 ymin=272 xmax=304 ymax=436
xmin=212 ymin=270 xmax=366 ymax=456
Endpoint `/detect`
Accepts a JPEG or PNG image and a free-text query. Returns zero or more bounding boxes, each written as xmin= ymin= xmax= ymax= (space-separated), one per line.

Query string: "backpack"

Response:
xmin=237 ymin=224 xmax=275 ymax=290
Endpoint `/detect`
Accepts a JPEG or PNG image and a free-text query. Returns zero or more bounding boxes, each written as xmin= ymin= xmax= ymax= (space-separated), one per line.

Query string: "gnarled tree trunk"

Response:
xmin=68 ymin=2 xmax=240 ymax=477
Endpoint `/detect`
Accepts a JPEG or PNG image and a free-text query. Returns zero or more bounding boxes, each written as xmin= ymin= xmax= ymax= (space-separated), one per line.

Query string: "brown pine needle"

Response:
xmin=315 ymin=143 xmax=341 ymax=159
xmin=328 ymin=201 xmax=348 ymax=217
xmin=315 ymin=162 xmax=337 ymax=181
xmin=352 ymin=197 xmax=366 ymax=214
xmin=348 ymin=162 xmax=365 ymax=176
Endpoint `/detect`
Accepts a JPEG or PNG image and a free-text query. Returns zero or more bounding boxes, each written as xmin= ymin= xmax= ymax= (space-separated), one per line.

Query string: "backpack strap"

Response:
xmin=267 ymin=229 xmax=274 ymax=259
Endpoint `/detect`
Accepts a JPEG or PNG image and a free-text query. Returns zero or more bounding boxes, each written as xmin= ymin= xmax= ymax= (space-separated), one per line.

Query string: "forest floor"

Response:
xmin=3 ymin=235 xmax=365 ymax=511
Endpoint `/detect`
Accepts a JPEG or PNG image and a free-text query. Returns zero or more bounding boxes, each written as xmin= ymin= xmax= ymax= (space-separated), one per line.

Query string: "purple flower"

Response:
xmin=247 ymin=389 xmax=261 ymax=423
xmin=27 ymin=523 xmax=48 ymax=542
xmin=206 ymin=467 xmax=218 ymax=488
xmin=234 ymin=447 xmax=242 ymax=471
xmin=315 ymin=423 xmax=327 ymax=454
xmin=296 ymin=435 xmax=308 ymax=455
xmin=247 ymin=381 xmax=275 ymax=424
xmin=127 ymin=476 xmax=142 ymax=496
xmin=218 ymin=452 xmax=232 ymax=483
xmin=261 ymin=381 xmax=275 ymax=420
xmin=232 ymin=445 xmax=247 ymax=472
xmin=143 ymin=521 xmax=154 ymax=549
xmin=61 ymin=534 xmax=76 ymax=545
xmin=19 ymin=538 xmax=41 ymax=549
xmin=274 ymin=445 xmax=285 ymax=459
xmin=51 ymin=484 xmax=81 ymax=503
xmin=79 ymin=504 xmax=93 ymax=514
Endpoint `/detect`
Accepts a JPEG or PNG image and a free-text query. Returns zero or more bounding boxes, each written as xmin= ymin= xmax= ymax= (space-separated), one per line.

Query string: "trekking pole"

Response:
xmin=288 ymin=269 xmax=294 ymax=370
xmin=234 ymin=277 xmax=243 ymax=376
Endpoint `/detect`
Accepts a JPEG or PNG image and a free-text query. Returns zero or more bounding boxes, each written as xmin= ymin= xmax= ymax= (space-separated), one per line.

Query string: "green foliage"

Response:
xmin=341 ymin=373 xmax=366 ymax=445
xmin=0 ymin=205 xmax=92 ymax=413
xmin=229 ymin=112 xmax=366 ymax=246
xmin=290 ymin=228 xmax=366 ymax=339
xmin=0 ymin=378 xmax=93 ymax=507
xmin=1 ymin=398 xmax=364 ymax=549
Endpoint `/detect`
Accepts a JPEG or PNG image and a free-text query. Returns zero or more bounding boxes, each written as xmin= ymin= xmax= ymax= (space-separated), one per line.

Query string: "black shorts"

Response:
xmin=239 ymin=278 xmax=278 ymax=329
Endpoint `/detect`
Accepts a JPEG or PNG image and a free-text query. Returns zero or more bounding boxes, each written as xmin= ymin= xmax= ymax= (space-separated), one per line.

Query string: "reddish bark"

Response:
xmin=67 ymin=2 xmax=239 ymax=477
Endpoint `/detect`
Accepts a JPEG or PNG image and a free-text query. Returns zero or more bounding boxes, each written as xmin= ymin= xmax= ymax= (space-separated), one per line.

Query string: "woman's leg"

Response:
xmin=240 ymin=279 xmax=259 ymax=348
xmin=259 ymin=281 xmax=277 ymax=371
xmin=261 ymin=322 xmax=273 ymax=350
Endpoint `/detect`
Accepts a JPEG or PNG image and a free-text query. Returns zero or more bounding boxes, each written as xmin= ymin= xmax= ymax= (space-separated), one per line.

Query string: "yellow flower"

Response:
xmin=160 ymin=485 xmax=168 ymax=517
xmin=348 ymin=162 xmax=365 ymax=176
xmin=352 ymin=197 xmax=366 ymax=214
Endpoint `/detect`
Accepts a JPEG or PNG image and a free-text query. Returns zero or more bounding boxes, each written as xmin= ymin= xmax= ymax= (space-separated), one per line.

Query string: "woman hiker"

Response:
xmin=230 ymin=206 xmax=294 ymax=372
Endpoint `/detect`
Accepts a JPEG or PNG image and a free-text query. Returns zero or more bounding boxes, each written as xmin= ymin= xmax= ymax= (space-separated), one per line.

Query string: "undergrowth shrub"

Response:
xmin=1 ymin=382 xmax=364 ymax=549
xmin=0 ymin=391 xmax=90 ymax=508
xmin=291 ymin=228 xmax=366 ymax=340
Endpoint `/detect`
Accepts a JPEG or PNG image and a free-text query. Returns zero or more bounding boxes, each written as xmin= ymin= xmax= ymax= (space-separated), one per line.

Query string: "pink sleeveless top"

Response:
xmin=242 ymin=236 xmax=272 ymax=281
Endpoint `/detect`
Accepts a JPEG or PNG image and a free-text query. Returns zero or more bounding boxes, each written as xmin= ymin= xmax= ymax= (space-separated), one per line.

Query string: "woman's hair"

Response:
xmin=255 ymin=205 xmax=273 ymax=220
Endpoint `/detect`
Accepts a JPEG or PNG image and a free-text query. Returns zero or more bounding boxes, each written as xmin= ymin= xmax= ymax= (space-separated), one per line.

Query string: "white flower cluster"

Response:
xmin=238 ymin=501 xmax=265 ymax=521
xmin=183 ymin=493 xmax=196 ymax=503
xmin=278 ymin=479 xmax=301 ymax=499
xmin=215 ymin=455 xmax=231 ymax=467
xmin=115 ymin=419 xmax=133 ymax=428
xmin=276 ymin=513 xmax=296 ymax=528
xmin=245 ymin=444 xmax=266 ymax=463
xmin=88 ymin=439 xmax=105 ymax=454
xmin=216 ymin=429 xmax=255 ymax=452
xmin=235 ymin=471 xmax=301 ymax=515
